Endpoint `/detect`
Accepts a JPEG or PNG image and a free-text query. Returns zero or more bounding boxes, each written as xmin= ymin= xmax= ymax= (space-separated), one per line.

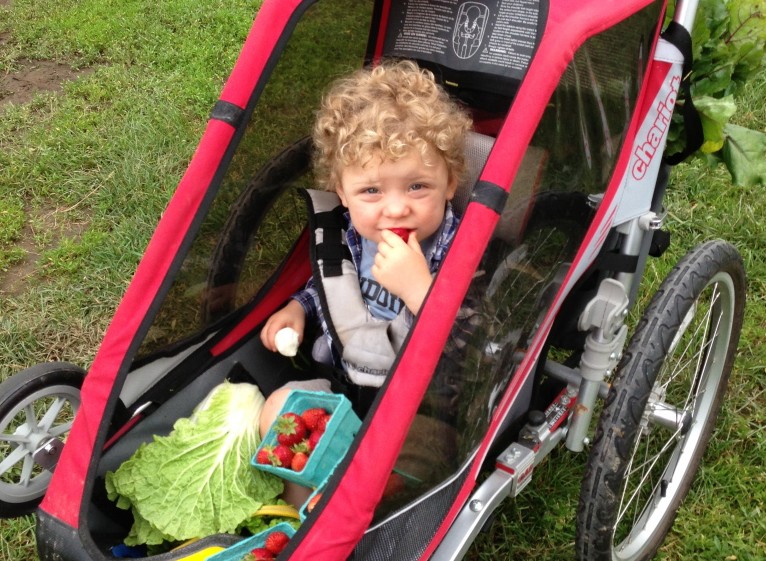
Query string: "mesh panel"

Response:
xmin=350 ymin=468 xmax=470 ymax=561
xmin=451 ymin=131 xmax=495 ymax=216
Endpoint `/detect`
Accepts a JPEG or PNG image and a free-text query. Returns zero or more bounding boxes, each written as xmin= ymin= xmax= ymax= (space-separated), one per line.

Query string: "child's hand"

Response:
xmin=261 ymin=300 xmax=306 ymax=353
xmin=373 ymin=230 xmax=433 ymax=315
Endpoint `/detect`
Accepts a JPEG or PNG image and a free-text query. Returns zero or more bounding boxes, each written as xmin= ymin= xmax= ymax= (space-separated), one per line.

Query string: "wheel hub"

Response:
xmin=32 ymin=438 xmax=65 ymax=472
xmin=647 ymin=401 xmax=693 ymax=435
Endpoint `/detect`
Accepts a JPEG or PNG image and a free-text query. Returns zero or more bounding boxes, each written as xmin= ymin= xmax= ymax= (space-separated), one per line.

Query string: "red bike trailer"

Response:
xmin=0 ymin=1 xmax=744 ymax=561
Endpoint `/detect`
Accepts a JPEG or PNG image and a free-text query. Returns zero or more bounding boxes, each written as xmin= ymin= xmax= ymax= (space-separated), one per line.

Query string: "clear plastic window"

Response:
xmin=375 ymin=2 xmax=662 ymax=523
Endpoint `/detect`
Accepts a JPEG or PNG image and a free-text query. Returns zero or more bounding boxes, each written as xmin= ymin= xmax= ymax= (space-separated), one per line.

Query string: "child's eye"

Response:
xmin=362 ymin=187 xmax=380 ymax=195
xmin=409 ymin=183 xmax=425 ymax=192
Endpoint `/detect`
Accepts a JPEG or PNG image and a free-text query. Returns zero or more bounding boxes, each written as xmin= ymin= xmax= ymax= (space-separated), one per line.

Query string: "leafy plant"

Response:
xmin=667 ymin=0 xmax=766 ymax=185
xmin=105 ymin=382 xmax=285 ymax=548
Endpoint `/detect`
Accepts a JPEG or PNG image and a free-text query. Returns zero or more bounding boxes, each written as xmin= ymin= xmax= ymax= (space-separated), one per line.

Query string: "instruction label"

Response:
xmin=383 ymin=0 xmax=543 ymax=82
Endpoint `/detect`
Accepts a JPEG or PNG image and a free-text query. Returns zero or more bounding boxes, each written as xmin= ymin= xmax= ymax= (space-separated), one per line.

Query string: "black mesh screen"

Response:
xmin=350 ymin=467 xmax=470 ymax=561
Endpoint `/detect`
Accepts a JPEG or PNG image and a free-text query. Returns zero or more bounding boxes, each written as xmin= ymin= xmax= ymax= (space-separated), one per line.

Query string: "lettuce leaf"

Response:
xmin=105 ymin=381 xmax=284 ymax=545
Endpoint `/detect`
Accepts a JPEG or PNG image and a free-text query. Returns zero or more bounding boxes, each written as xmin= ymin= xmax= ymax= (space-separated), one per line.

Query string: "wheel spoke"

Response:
xmin=38 ymin=396 xmax=70 ymax=432
xmin=47 ymin=420 xmax=75 ymax=438
xmin=0 ymin=432 xmax=30 ymax=445
xmin=578 ymin=243 xmax=744 ymax=561
xmin=617 ymin=312 xmax=714 ymax=535
xmin=617 ymin=427 xmax=681 ymax=527
xmin=23 ymin=404 xmax=39 ymax=431
xmin=19 ymin=454 xmax=35 ymax=486
xmin=657 ymin=300 xmax=713 ymax=395
xmin=616 ymin=282 xmax=730 ymax=550
xmin=0 ymin=446 xmax=29 ymax=478
xmin=0 ymin=364 xmax=85 ymax=515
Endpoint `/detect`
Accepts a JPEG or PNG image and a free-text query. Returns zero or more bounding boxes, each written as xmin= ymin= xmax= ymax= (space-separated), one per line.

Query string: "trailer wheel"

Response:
xmin=0 ymin=362 xmax=85 ymax=518
xmin=576 ymin=240 xmax=746 ymax=561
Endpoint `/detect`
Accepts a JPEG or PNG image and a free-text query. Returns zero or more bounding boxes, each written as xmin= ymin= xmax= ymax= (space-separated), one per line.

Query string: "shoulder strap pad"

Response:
xmin=302 ymin=189 xmax=410 ymax=387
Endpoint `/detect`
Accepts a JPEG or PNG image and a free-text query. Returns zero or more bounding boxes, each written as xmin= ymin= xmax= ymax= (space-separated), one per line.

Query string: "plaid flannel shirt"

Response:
xmin=292 ymin=203 xmax=460 ymax=365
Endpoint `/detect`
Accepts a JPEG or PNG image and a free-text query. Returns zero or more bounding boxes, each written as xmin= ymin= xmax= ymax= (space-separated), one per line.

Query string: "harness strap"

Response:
xmin=661 ymin=21 xmax=703 ymax=165
xmin=303 ymin=189 xmax=410 ymax=388
xmin=314 ymin=208 xmax=351 ymax=277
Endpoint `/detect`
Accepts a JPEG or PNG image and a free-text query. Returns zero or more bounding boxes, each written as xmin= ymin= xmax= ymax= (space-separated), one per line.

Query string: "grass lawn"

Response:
xmin=1 ymin=1 xmax=765 ymax=560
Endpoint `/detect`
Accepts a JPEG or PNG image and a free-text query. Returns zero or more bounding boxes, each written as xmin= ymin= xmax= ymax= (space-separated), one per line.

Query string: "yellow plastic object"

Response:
xmin=165 ymin=505 xmax=298 ymax=560
xmin=253 ymin=504 xmax=301 ymax=520
xmin=174 ymin=546 xmax=226 ymax=560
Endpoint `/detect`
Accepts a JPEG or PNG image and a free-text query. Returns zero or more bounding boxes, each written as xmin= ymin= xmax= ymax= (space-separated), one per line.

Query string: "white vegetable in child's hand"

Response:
xmin=275 ymin=327 xmax=300 ymax=357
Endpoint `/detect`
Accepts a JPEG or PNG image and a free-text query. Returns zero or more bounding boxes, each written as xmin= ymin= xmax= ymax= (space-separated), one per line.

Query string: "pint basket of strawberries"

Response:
xmin=205 ymin=523 xmax=295 ymax=561
xmin=252 ymin=390 xmax=361 ymax=487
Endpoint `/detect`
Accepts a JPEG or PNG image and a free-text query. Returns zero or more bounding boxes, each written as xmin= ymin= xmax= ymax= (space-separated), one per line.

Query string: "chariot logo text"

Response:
xmin=632 ymin=75 xmax=680 ymax=180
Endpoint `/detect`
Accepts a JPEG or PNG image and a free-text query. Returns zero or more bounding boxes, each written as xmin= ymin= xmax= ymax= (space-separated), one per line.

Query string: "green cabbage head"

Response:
xmin=105 ymin=381 xmax=284 ymax=546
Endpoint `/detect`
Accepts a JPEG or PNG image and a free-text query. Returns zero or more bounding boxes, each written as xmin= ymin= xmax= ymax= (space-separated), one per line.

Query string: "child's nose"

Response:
xmin=383 ymin=193 xmax=410 ymax=217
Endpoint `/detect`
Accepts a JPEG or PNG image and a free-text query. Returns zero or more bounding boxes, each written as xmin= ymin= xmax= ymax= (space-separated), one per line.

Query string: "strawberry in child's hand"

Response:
xmin=389 ymin=228 xmax=411 ymax=242
xmin=271 ymin=444 xmax=295 ymax=467
xmin=264 ymin=531 xmax=290 ymax=555
xmin=291 ymin=451 xmax=309 ymax=472
xmin=301 ymin=407 xmax=328 ymax=432
xmin=275 ymin=412 xmax=308 ymax=447
xmin=247 ymin=547 xmax=274 ymax=561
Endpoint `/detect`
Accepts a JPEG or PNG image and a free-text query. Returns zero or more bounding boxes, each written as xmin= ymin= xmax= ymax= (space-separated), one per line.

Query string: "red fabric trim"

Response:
xmin=219 ymin=0 xmax=303 ymax=108
xmin=102 ymin=414 xmax=143 ymax=452
xmin=418 ymin=3 xmax=664 ymax=559
xmin=371 ymin=0 xmax=392 ymax=61
xmin=288 ymin=203 xmax=498 ymax=560
xmin=39 ymin=0 xmax=307 ymax=527
xmin=40 ymin=120 xmax=237 ymax=526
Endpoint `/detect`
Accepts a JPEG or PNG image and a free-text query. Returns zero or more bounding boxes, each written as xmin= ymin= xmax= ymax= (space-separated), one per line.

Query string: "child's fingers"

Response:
xmin=407 ymin=231 xmax=423 ymax=254
xmin=380 ymin=229 xmax=407 ymax=248
xmin=261 ymin=316 xmax=286 ymax=352
xmin=260 ymin=321 xmax=277 ymax=351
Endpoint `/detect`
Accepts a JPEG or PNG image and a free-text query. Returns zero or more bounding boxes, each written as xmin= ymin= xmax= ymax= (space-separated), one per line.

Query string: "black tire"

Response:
xmin=0 ymin=362 xmax=85 ymax=517
xmin=202 ymin=137 xmax=312 ymax=322
xmin=576 ymin=240 xmax=746 ymax=561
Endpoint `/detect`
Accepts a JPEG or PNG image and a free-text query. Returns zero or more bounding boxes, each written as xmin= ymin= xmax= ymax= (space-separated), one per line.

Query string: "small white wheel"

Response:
xmin=0 ymin=362 xmax=84 ymax=517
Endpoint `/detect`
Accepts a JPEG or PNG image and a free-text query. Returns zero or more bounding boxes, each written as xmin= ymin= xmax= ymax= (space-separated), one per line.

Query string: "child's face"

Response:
xmin=336 ymin=147 xmax=457 ymax=244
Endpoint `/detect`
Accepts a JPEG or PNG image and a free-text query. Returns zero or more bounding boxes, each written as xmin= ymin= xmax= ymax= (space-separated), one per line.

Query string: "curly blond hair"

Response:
xmin=312 ymin=60 xmax=473 ymax=190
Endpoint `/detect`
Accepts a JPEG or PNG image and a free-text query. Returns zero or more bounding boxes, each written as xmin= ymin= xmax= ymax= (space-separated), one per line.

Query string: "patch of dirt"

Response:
xmin=1 ymin=58 xmax=94 ymax=107
xmin=1 ymin=25 xmax=96 ymax=294
xmin=0 ymin=206 xmax=89 ymax=296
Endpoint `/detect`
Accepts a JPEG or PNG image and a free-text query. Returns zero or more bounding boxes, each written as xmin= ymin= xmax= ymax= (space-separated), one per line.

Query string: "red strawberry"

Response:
xmin=305 ymin=492 xmax=323 ymax=513
xmin=388 ymin=228 xmax=411 ymax=242
xmin=301 ymin=407 xmax=328 ymax=431
xmin=307 ymin=429 xmax=323 ymax=451
xmin=316 ymin=413 xmax=332 ymax=432
xmin=271 ymin=444 xmax=295 ymax=467
xmin=275 ymin=412 xmax=308 ymax=447
xmin=291 ymin=451 xmax=309 ymax=472
xmin=383 ymin=472 xmax=405 ymax=498
xmin=264 ymin=530 xmax=290 ymax=555
xmin=255 ymin=446 xmax=273 ymax=465
xmin=247 ymin=547 xmax=274 ymax=561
